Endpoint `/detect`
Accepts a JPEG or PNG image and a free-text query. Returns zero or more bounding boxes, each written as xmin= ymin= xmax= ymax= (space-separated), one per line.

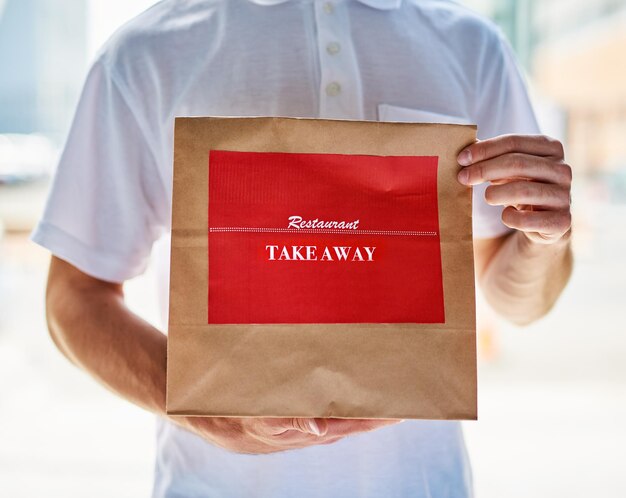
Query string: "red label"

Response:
xmin=208 ymin=150 xmax=444 ymax=324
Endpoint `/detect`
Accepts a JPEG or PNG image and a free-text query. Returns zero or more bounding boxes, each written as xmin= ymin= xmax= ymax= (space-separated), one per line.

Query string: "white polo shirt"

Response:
xmin=32 ymin=0 xmax=540 ymax=496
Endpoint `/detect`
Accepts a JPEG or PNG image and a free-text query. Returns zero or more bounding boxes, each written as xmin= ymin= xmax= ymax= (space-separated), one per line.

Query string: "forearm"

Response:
xmin=43 ymin=258 xmax=404 ymax=455
xmin=479 ymin=230 xmax=573 ymax=325
xmin=45 ymin=259 xmax=167 ymax=415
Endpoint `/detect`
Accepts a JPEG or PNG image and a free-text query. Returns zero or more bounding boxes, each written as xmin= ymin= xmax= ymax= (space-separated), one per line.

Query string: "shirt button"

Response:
xmin=322 ymin=2 xmax=334 ymax=14
xmin=325 ymin=82 xmax=341 ymax=96
xmin=326 ymin=42 xmax=341 ymax=55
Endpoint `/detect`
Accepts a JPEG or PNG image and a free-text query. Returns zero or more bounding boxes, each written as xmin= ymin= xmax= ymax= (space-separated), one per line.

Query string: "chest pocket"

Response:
xmin=377 ymin=103 xmax=472 ymax=125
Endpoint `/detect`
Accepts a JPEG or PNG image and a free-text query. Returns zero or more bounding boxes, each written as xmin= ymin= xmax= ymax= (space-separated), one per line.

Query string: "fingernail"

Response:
xmin=307 ymin=419 xmax=321 ymax=436
xmin=458 ymin=149 xmax=472 ymax=166
xmin=457 ymin=169 xmax=469 ymax=185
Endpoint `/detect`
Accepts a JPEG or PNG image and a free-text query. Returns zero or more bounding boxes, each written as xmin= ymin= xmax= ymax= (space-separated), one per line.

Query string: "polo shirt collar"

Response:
xmin=248 ymin=0 xmax=402 ymax=10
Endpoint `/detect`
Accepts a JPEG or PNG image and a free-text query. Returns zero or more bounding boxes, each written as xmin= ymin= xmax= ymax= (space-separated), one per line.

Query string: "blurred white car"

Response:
xmin=0 ymin=133 xmax=59 ymax=231
xmin=0 ymin=133 xmax=59 ymax=185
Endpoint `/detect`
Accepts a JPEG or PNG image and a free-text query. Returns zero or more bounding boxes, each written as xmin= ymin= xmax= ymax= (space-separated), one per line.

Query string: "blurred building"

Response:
xmin=466 ymin=0 xmax=626 ymax=180
xmin=2 ymin=0 xmax=623 ymax=177
xmin=533 ymin=1 xmax=626 ymax=178
xmin=0 ymin=0 xmax=87 ymax=138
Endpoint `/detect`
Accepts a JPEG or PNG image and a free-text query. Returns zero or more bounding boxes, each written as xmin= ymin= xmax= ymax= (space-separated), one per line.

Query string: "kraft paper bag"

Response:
xmin=166 ymin=116 xmax=477 ymax=420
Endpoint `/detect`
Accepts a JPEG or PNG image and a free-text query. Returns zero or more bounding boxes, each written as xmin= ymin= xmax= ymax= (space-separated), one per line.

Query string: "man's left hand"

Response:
xmin=457 ymin=134 xmax=572 ymax=245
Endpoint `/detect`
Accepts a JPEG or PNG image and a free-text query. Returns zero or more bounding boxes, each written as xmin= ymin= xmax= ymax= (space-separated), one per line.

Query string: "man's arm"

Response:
xmin=45 ymin=256 xmax=401 ymax=454
xmin=46 ymin=256 xmax=168 ymax=413
xmin=458 ymin=134 xmax=574 ymax=325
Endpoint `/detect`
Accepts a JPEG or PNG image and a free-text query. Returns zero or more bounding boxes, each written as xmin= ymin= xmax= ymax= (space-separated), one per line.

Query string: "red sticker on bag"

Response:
xmin=208 ymin=150 xmax=444 ymax=324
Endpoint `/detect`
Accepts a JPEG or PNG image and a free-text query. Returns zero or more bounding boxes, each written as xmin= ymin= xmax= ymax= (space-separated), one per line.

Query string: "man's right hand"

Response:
xmin=175 ymin=416 xmax=405 ymax=454
xmin=45 ymin=256 xmax=404 ymax=455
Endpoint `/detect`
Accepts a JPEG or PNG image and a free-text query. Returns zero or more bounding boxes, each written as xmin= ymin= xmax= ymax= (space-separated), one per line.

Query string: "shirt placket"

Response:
xmin=314 ymin=0 xmax=364 ymax=120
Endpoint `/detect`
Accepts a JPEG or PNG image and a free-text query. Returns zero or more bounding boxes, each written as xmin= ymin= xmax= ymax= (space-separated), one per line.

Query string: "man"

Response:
xmin=33 ymin=0 xmax=573 ymax=496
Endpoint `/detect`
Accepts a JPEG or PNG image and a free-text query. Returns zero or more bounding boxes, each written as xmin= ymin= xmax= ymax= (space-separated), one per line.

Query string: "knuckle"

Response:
xmin=506 ymin=135 xmax=519 ymax=151
xmin=557 ymin=185 xmax=570 ymax=206
xmin=560 ymin=163 xmax=573 ymax=185
xmin=512 ymin=152 xmax=527 ymax=172
xmin=474 ymin=164 xmax=485 ymax=182
xmin=561 ymin=211 xmax=573 ymax=230
xmin=467 ymin=165 xmax=481 ymax=183
xmin=476 ymin=163 xmax=486 ymax=182
xmin=516 ymin=181 xmax=533 ymax=200
xmin=471 ymin=144 xmax=484 ymax=163
xmin=545 ymin=135 xmax=564 ymax=156
xmin=553 ymin=138 xmax=565 ymax=157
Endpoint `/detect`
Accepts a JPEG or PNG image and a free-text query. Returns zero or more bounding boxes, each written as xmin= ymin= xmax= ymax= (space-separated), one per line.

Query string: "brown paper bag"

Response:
xmin=166 ymin=116 xmax=477 ymax=420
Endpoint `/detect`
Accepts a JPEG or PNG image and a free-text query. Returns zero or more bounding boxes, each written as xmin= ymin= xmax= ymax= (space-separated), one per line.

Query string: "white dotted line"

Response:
xmin=208 ymin=227 xmax=438 ymax=236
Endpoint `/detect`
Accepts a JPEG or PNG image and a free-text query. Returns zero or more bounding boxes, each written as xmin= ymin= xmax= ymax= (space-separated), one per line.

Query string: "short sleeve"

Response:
xmin=30 ymin=58 xmax=168 ymax=283
xmin=471 ymin=28 xmax=542 ymax=239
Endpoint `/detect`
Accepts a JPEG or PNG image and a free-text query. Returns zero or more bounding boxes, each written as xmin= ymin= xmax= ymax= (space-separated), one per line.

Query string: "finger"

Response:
xmin=502 ymin=206 xmax=571 ymax=237
xmin=458 ymin=135 xmax=564 ymax=166
xmin=258 ymin=417 xmax=402 ymax=439
xmin=485 ymin=181 xmax=570 ymax=209
xmin=323 ymin=418 xmax=404 ymax=438
xmin=262 ymin=417 xmax=328 ymax=437
xmin=267 ymin=431 xmax=346 ymax=450
xmin=457 ymin=153 xmax=572 ymax=186
xmin=270 ymin=429 xmax=324 ymax=444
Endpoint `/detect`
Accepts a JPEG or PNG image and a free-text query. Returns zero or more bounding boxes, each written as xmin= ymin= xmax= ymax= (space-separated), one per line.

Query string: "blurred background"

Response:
xmin=0 ymin=0 xmax=625 ymax=496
